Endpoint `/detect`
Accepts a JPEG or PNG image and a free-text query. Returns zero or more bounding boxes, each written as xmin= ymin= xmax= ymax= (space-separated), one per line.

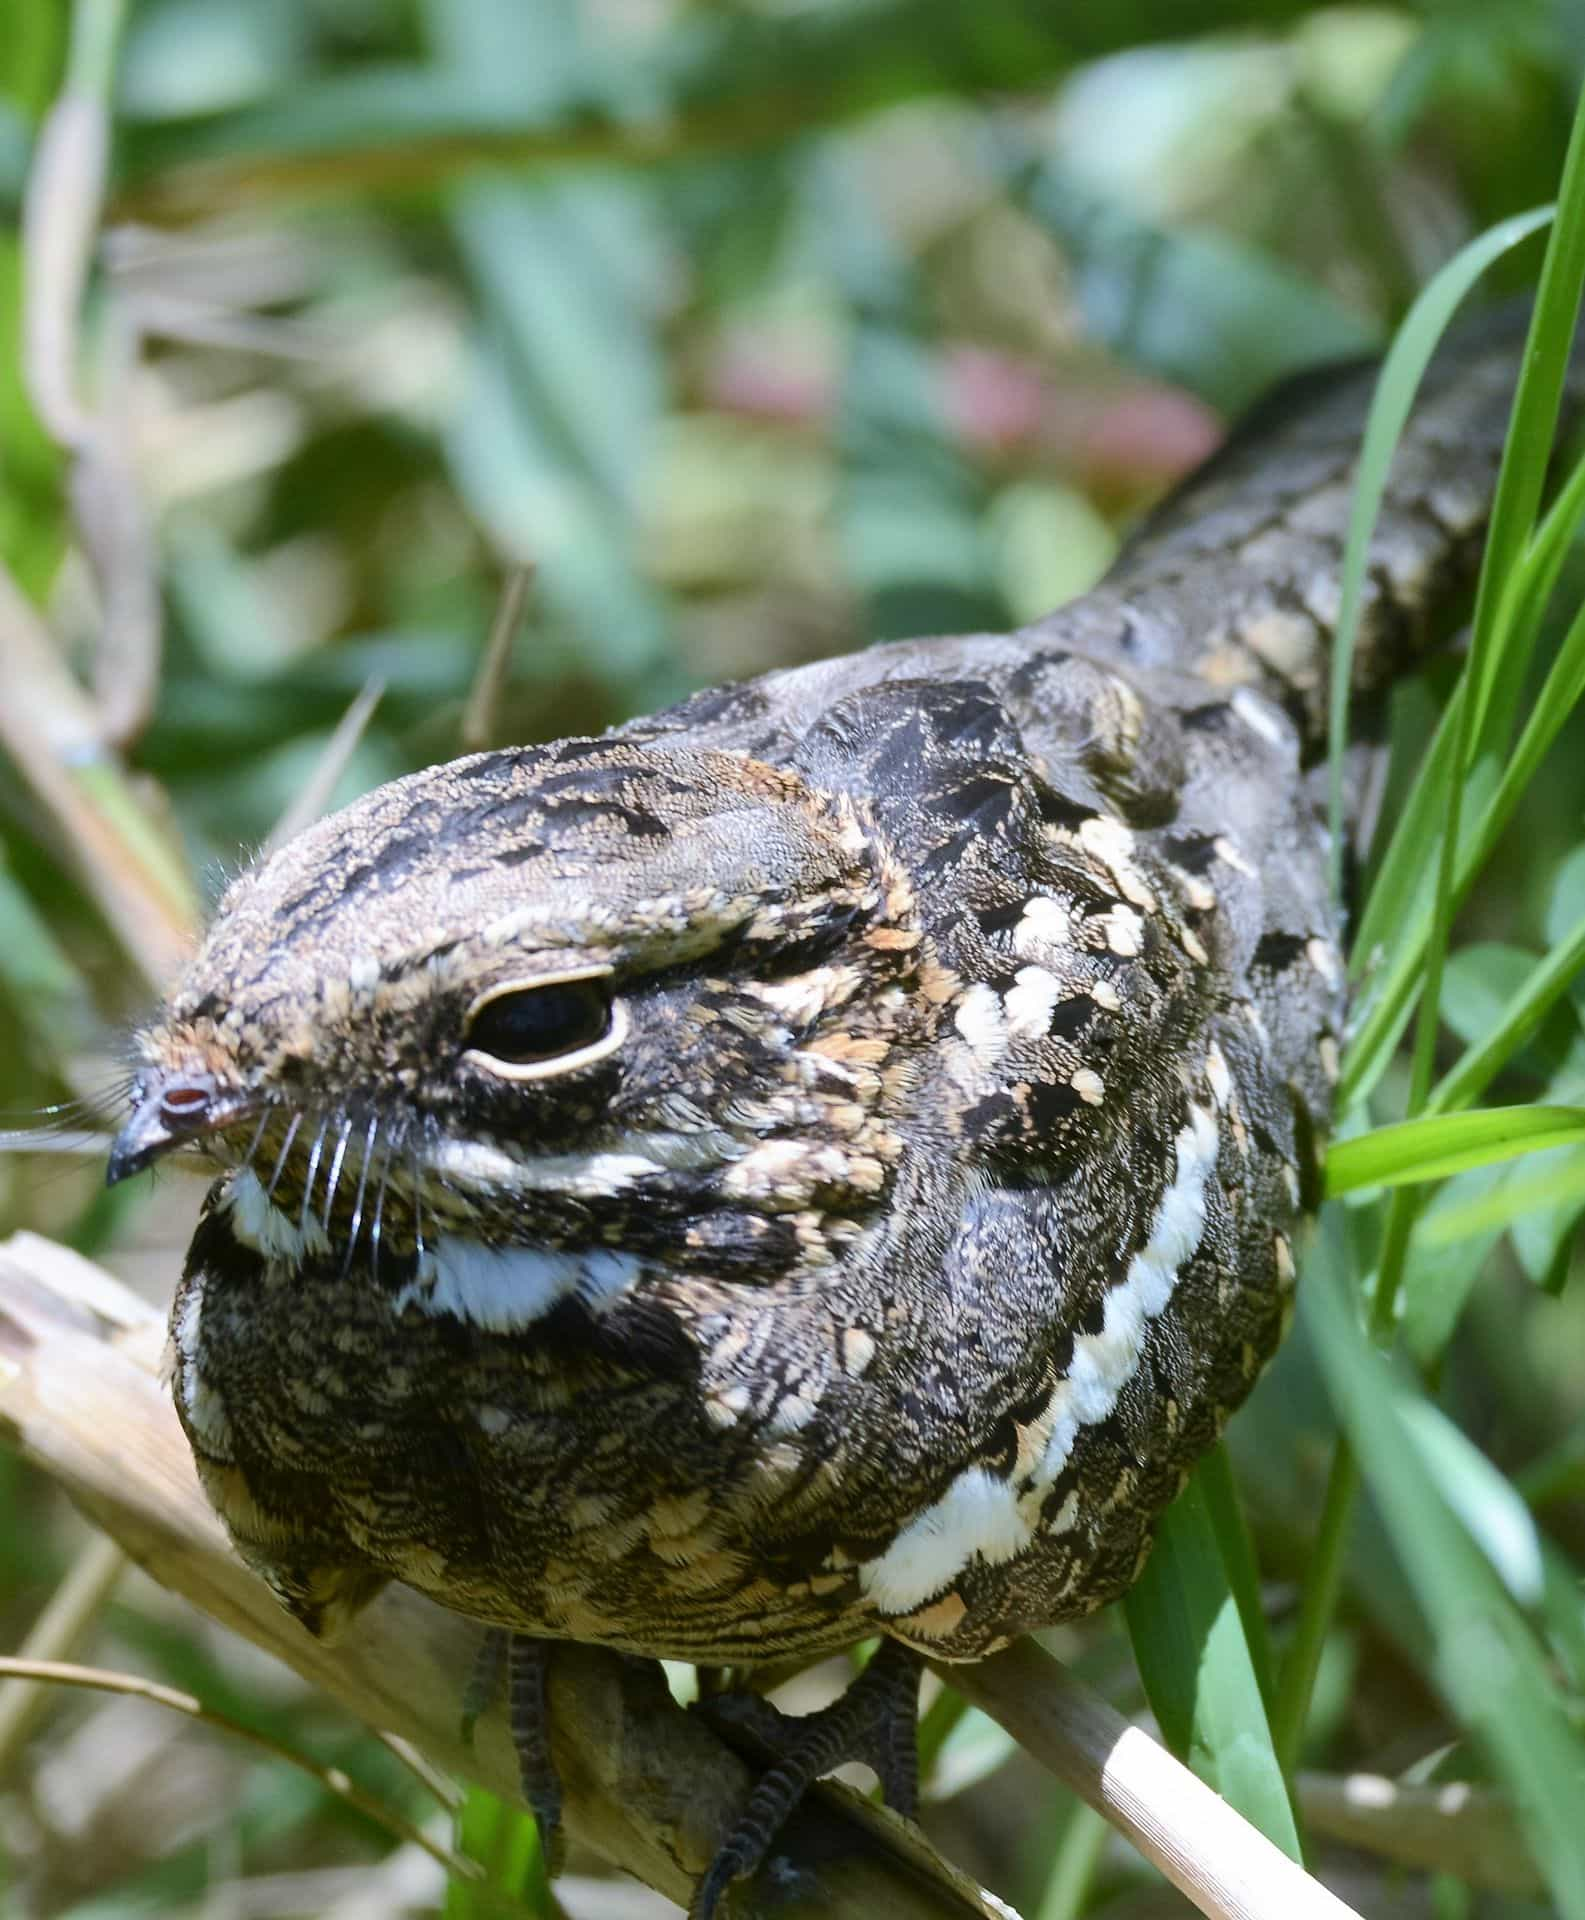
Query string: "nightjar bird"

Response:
xmin=111 ymin=307 xmax=1557 ymax=1916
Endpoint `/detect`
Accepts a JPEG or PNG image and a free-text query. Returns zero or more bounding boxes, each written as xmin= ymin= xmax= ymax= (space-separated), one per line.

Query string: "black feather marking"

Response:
xmin=1252 ymin=930 xmax=1307 ymax=970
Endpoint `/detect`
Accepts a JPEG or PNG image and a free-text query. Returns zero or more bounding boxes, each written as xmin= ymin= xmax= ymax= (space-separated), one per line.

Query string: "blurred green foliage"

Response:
xmin=5 ymin=1 xmax=1585 ymax=1915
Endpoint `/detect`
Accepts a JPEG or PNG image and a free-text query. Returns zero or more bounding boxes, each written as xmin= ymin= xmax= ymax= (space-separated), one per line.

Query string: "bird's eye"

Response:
xmin=462 ymin=973 xmax=623 ymax=1080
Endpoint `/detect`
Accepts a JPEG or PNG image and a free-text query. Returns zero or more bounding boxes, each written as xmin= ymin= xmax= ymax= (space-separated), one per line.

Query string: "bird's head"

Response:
xmin=111 ymin=734 xmax=929 ymax=1295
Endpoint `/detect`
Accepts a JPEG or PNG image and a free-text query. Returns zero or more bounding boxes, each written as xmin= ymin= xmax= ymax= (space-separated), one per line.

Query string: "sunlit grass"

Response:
xmin=1264 ymin=80 xmax=1585 ymax=1913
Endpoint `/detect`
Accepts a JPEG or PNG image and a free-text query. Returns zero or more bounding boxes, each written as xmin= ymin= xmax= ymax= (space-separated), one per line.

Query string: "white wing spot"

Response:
xmin=842 ymin=1327 xmax=877 ymax=1376
xmin=1231 ymin=687 xmax=1290 ymax=748
xmin=1307 ymin=937 xmax=1342 ymax=989
xmin=954 ymin=982 xmax=1009 ymax=1063
xmin=1004 ymin=965 xmax=1063 ymax=1040
xmin=431 ymin=1138 xmax=678 ymax=1197
xmin=1078 ymin=814 xmax=1137 ymax=865
xmin=860 ymin=1465 xmax=1033 ymax=1613
xmin=1099 ymin=905 xmax=1145 ymax=958
xmin=1013 ymin=894 xmax=1069 ymax=958
xmin=1079 ymin=814 xmax=1157 ymax=910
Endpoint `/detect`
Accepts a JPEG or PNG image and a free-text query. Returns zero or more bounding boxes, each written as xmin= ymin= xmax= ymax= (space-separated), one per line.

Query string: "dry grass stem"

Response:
xmin=23 ymin=35 xmax=160 ymax=745
xmin=0 ymin=1654 xmax=477 ymax=1879
xmin=1296 ymin=1770 xmax=1542 ymax=1895
xmin=0 ymin=563 xmax=197 ymax=990
xmin=461 ymin=566 xmax=534 ymax=750
xmin=110 ymin=102 xmax=831 ymax=228
xmin=0 ymin=1530 xmax=126 ymax=1780
xmin=265 ymin=675 xmax=387 ymax=853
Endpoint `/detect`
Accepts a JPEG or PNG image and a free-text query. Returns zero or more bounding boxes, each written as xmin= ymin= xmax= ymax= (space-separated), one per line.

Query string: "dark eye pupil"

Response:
xmin=466 ymin=981 xmax=613 ymax=1066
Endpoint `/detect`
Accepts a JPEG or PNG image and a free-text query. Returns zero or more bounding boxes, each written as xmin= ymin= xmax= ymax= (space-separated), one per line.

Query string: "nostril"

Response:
xmin=159 ymin=1078 xmax=215 ymax=1124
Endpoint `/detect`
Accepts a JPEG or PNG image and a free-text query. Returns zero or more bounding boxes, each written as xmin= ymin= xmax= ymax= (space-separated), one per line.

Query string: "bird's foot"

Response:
xmin=461 ymin=1628 xmax=566 ymax=1877
xmin=689 ymin=1639 xmax=922 ymax=1920
xmin=461 ymin=1624 xmax=507 ymax=1746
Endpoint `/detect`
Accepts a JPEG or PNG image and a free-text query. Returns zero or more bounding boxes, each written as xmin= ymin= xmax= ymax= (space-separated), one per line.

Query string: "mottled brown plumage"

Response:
xmin=112 ymin=308 xmax=1550 ymax=1915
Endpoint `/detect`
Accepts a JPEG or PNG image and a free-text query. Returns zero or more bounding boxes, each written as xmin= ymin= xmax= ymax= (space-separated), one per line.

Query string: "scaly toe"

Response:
xmin=690 ymin=1641 xmax=921 ymax=1919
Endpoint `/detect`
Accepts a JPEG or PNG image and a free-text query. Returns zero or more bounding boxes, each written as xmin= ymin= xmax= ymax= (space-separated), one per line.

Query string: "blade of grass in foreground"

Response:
xmin=447 ymin=1784 xmax=553 ymax=1920
xmin=1427 ymin=908 xmax=1585 ymax=1115
xmin=1288 ymin=90 xmax=1585 ymax=1770
xmin=1324 ymin=1104 xmax=1585 ymax=1197
xmin=1416 ymin=1148 xmax=1585 ymax=1251
xmin=1032 ymin=1802 xmax=1110 ymax=1920
xmin=1361 ymin=103 xmax=1585 ymax=1100
xmin=1323 ymin=203 xmax=1555 ymax=900
xmin=1303 ymin=1213 xmax=1585 ymax=1920
xmin=1342 ymin=579 xmax=1585 ymax=1105
xmin=1342 ymin=109 xmax=1585 ymax=1100
xmin=1123 ymin=1462 xmax=1302 ymax=1861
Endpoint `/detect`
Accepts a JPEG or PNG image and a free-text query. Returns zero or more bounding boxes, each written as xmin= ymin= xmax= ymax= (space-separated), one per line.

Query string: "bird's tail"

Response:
xmin=1039 ymin=302 xmax=1579 ymax=754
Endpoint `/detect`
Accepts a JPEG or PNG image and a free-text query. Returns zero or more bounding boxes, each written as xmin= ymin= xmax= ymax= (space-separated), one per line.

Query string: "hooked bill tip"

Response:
xmin=105 ymin=1073 xmax=226 ymax=1186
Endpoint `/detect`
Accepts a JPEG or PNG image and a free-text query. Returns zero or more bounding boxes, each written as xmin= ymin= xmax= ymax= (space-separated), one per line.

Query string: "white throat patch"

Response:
xmin=225 ymin=1167 xmax=332 ymax=1262
xmin=394 ymin=1237 xmax=643 ymax=1331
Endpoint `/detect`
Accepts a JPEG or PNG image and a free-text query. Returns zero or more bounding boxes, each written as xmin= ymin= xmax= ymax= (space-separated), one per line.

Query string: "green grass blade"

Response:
xmin=915 ymin=1681 xmax=971 ymax=1785
xmin=1462 ymin=123 xmax=1585 ymax=753
xmin=1324 ymin=204 xmax=1554 ymax=897
xmin=1302 ymin=1214 xmax=1585 ymax=1919
xmin=1325 ymin=1104 xmax=1585 ymax=1196
xmin=1416 ymin=1148 xmax=1585 ymax=1252
xmin=1123 ymin=1464 xmax=1302 ymax=1861
xmin=1270 ymin=1443 xmax=1360 ymax=1774
xmin=1032 ymin=1802 xmax=1110 ymax=1920
xmin=446 ymin=1783 xmax=550 ymax=1919
xmin=1508 ymin=444 xmax=1585 ymax=634
xmin=1345 ymin=99 xmax=1585 ymax=1107
xmin=1429 ymin=911 xmax=1585 ymax=1114
xmin=1393 ymin=97 xmax=1585 ymax=1165
xmin=1399 ymin=1398 xmax=1545 ymax=1606
xmin=1196 ymin=1442 xmax=1277 ymax=1715
xmin=1342 ymin=591 xmax=1585 ymax=1105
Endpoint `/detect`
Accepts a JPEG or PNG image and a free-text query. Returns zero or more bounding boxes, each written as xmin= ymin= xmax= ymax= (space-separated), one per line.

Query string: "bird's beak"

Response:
xmin=106 ymin=1072 xmax=246 ymax=1186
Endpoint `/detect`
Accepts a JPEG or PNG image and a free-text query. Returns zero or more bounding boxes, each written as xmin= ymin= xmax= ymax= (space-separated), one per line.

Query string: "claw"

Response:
xmin=689 ymin=1640 xmax=921 ymax=1919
